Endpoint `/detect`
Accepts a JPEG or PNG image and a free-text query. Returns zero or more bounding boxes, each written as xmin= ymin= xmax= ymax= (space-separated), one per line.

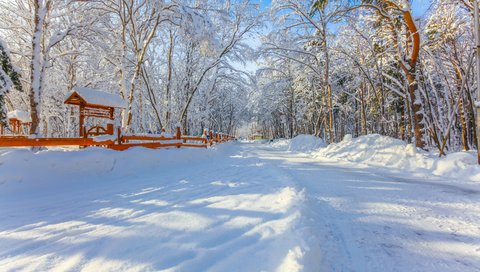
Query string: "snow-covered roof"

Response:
xmin=7 ymin=110 xmax=31 ymax=123
xmin=65 ymin=87 xmax=127 ymax=108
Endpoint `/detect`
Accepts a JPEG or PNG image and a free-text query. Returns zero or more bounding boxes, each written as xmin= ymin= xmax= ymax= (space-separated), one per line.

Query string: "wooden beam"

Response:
xmin=0 ymin=137 xmax=114 ymax=147
xmin=108 ymin=142 xmax=182 ymax=151
xmin=122 ymin=135 xmax=177 ymax=141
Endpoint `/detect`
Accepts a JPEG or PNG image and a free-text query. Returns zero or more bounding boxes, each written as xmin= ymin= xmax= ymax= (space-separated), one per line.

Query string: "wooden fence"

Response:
xmin=0 ymin=127 xmax=235 ymax=150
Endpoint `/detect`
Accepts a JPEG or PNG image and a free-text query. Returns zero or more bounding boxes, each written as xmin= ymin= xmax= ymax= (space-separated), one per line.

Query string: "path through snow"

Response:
xmin=0 ymin=142 xmax=479 ymax=271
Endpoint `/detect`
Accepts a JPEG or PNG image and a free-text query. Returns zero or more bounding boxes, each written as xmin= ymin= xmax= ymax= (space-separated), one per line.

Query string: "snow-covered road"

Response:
xmin=1 ymin=142 xmax=479 ymax=271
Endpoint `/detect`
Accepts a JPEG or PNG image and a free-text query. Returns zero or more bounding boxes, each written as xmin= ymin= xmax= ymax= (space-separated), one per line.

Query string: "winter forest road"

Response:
xmin=252 ymin=143 xmax=480 ymax=272
xmin=0 ymin=142 xmax=479 ymax=271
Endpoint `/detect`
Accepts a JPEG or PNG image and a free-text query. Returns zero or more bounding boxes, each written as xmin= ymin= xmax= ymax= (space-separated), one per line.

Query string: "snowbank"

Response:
xmin=314 ymin=134 xmax=480 ymax=183
xmin=0 ymin=142 xmax=237 ymax=194
xmin=269 ymin=138 xmax=289 ymax=148
xmin=0 ymin=142 xmax=309 ymax=271
xmin=288 ymin=134 xmax=326 ymax=152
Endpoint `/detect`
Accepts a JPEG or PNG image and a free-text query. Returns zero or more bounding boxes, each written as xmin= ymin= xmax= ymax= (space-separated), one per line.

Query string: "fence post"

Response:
xmin=176 ymin=126 xmax=182 ymax=148
xmin=117 ymin=126 xmax=122 ymax=145
xmin=176 ymin=126 xmax=181 ymax=140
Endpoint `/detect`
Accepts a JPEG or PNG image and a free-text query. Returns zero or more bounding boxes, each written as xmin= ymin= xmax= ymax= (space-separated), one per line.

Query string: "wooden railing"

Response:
xmin=0 ymin=137 xmax=114 ymax=147
xmin=0 ymin=127 xmax=235 ymax=151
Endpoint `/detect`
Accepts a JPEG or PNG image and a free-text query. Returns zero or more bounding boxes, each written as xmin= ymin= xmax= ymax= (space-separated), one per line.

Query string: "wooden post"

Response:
xmin=107 ymin=124 xmax=114 ymax=135
xmin=176 ymin=126 xmax=182 ymax=148
xmin=79 ymin=104 xmax=85 ymax=137
xmin=202 ymin=129 xmax=207 ymax=144
xmin=176 ymin=126 xmax=181 ymax=140
xmin=117 ymin=126 xmax=122 ymax=145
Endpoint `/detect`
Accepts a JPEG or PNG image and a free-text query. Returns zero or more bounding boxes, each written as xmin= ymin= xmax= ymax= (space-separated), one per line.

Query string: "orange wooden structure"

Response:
xmin=0 ymin=126 xmax=235 ymax=150
xmin=0 ymin=110 xmax=32 ymax=135
xmin=0 ymin=88 xmax=236 ymax=151
xmin=0 ymin=137 xmax=114 ymax=147
xmin=64 ymin=87 xmax=127 ymax=137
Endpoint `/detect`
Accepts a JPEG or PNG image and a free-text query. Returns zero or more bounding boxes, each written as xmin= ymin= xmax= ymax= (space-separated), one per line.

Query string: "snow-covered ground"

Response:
xmin=1 ymin=137 xmax=480 ymax=271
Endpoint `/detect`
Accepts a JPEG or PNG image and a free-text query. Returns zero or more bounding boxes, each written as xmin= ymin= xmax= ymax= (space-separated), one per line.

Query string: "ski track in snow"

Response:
xmin=0 ymin=142 xmax=480 ymax=271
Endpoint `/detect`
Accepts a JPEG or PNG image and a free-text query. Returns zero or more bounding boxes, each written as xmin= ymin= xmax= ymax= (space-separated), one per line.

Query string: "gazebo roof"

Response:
xmin=7 ymin=110 xmax=31 ymax=123
xmin=64 ymin=87 xmax=127 ymax=109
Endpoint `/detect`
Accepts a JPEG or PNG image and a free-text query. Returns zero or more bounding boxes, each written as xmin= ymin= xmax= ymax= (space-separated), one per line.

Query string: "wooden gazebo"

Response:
xmin=64 ymin=87 xmax=127 ymax=137
xmin=1 ymin=110 xmax=32 ymax=135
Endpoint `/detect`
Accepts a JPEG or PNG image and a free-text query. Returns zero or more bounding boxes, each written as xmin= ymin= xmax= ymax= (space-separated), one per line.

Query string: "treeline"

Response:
xmin=0 ymin=0 xmax=260 ymax=137
xmin=255 ymin=0 xmax=477 ymax=154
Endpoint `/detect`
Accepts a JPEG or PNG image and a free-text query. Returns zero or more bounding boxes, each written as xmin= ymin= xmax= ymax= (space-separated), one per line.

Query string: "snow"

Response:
xmin=474 ymin=100 xmax=480 ymax=108
xmin=67 ymin=87 xmax=127 ymax=108
xmin=313 ymin=134 xmax=480 ymax=184
xmin=92 ymin=134 xmax=117 ymax=142
xmin=0 ymin=139 xmax=480 ymax=271
xmin=7 ymin=110 xmax=31 ymax=123
xmin=269 ymin=138 xmax=289 ymax=148
xmin=287 ymin=134 xmax=326 ymax=152
xmin=0 ymin=38 xmax=13 ymax=95
xmin=0 ymin=143 xmax=306 ymax=271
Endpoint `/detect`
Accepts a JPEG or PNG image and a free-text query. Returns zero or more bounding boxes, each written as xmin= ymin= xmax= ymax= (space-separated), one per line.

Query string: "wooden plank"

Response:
xmin=122 ymin=135 xmax=177 ymax=141
xmin=0 ymin=137 xmax=114 ymax=147
xmin=0 ymin=135 xmax=29 ymax=139
xmin=182 ymin=143 xmax=207 ymax=148
xmin=181 ymin=136 xmax=207 ymax=143
xmin=108 ymin=142 xmax=182 ymax=151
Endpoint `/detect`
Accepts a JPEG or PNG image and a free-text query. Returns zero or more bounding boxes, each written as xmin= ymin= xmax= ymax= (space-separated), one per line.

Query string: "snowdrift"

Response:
xmin=0 ymin=143 xmax=236 ymax=194
xmin=287 ymin=134 xmax=326 ymax=152
xmin=314 ymin=134 xmax=480 ymax=183
xmin=0 ymin=142 xmax=310 ymax=271
xmin=269 ymin=138 xmax=289 ymax=148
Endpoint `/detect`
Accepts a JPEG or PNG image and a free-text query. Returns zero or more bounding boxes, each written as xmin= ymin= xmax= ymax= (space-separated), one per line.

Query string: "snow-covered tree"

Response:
xmin=0 ymin=39 xmax=22 ymax=126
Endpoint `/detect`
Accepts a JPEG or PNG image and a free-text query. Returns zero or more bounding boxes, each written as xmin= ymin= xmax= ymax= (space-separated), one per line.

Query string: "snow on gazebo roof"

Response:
xmin=7 ymin=110 xmax=31 ymax=123
xmin=65 ymin=87 xmax=127 ymax=109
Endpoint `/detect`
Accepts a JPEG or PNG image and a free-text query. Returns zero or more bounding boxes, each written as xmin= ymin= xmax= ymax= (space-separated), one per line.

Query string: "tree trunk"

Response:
xmin=403 ymin=11 xmax=425 ymax=149
xmin=165 ymin=30 xmax=174 ymax=129
xmin=360 ymin=84 xmax=367 ymax=135
xmin=327 ymin=84 xmax=334 ymax=142
xmin=406 ymin=71 xmax=426 ymax=148
xmin=29 ymin=0 xmax=46 ymax=136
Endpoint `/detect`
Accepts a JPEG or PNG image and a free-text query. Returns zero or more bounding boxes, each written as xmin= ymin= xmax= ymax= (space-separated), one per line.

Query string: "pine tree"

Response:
xmin=0 ymin=39 xmax=22 ymax=126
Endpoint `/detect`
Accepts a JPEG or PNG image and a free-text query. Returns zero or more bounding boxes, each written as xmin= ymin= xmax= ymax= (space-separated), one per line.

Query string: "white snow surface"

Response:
xmin=287 ymin=134 xmax=326 ymax=152
xmin=0 ymin=138 xmax=479 ymax=271
xmin=67 ymin=87 xmax=127 ymax=108
xmin=92 ymin=134 xmax=117 ymax=142
xmin=313 ymin=134 xmax=480 ymax=184
xmin=7 ymin=110 xmax=31 ymax=123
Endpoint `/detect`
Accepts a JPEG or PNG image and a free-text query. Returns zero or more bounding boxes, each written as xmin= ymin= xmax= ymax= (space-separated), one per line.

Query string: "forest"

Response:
xmin=0 ymin=0 xmax=477 ymax=155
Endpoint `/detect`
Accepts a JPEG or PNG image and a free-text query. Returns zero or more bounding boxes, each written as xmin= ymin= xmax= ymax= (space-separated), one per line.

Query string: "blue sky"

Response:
xmin=258 ymin=0 xmax=432 ymax=17
xmin=240 ymin=0 xmax=433 ymax=73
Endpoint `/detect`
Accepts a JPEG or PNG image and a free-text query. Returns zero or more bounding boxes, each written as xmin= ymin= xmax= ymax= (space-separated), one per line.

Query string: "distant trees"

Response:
xmin=0 ymin=0 xmax=259 ymax=137
xmin=256 ymin=0 xmax=478 ymax=153
xmin=2 ymin=0 xmax=477 ymax=154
